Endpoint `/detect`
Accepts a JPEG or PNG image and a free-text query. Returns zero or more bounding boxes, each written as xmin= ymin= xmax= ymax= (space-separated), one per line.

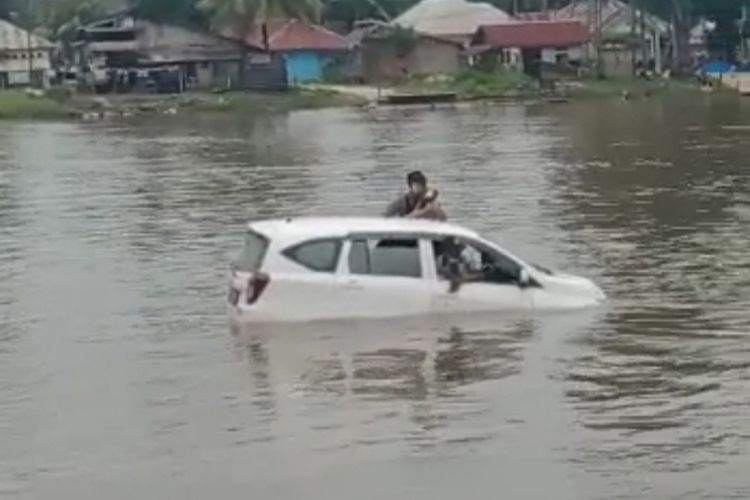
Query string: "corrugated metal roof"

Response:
xmin=394 ymin=0 xmax=515 ymax=37
xmin=0 ymin=19 xmax=53 ymax=50
xmin=243 ymin=19 xmax=349 ymax=52
xmin=476 ymin=21 xmax=589 ymax=49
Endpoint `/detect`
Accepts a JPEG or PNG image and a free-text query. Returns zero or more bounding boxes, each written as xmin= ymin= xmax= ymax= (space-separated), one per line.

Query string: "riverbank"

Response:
xmin=0 ymin=87 xmax=366 ymax=121
xmin=394 ymin=70 xmax=700 ymax=101
xmin=0 ymin=76 xmax=703 ymax=121
xmin=0 ymin=90 xmax=68 ymax=119
xmin=312 ymin=72 xmax=702 ymax=105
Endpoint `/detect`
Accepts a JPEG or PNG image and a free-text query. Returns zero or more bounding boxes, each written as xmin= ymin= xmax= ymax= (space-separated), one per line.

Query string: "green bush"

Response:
xmin=451 ymin=69 xmax=537 ymax=97
xmin=401 ymin=68 xmax=537 ymax=98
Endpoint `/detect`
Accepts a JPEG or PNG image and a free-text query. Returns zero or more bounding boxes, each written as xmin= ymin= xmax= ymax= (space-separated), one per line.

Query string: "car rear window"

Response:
xmin=235 ymin=231 xmax=269 ymax=272
xmin=283 ymin=239 xmax=342 ymax=273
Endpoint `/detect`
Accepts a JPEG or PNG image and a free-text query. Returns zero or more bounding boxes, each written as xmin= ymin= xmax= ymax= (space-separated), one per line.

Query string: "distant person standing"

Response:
xmin=384 ymin=171 xmax=447 ymax=221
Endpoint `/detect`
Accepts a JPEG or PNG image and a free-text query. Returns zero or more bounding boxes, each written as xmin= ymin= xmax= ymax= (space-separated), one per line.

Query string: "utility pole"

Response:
xmin=590 ymin=0 xmax=603 ymax=78
xmin=9 ymin=3 xmax=34 ymax=87
xmin=741 ymin=3 xmax=748 ymax=61
xmin=27 ymin=27 xmax=33 ymax=86
xmin=639 ymin=0 xmax=647 ymax=69
xmin=630 ymin=0 xmax=637 ymax=76
xmin=26 ymin=0 xmax=34 ymax=87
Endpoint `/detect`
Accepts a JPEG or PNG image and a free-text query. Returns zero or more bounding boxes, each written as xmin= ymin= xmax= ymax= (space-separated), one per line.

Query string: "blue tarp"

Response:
xmin=702 ymin=60 xmax=734 ymax=74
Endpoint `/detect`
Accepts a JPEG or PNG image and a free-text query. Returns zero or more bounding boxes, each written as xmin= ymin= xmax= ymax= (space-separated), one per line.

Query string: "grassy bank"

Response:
xmin=181 ymin=88 xmax=366 ymax=113
xmin=401 ymin=69 xmax=538 ymax=99
xmin=0 ymin=90 xmax=66 ymax=119
xmin=0 ymin=87 xmax=365 ymax=121
xmin=565 ymin=78 xmax=699 ymax=98
xmin=397 ymin=68 xmax=700 ymax=101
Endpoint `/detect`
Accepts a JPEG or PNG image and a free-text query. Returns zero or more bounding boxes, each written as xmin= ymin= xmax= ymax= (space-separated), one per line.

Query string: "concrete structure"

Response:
xmin=0 ymin=19 xmax=53 ymax=88
xmin=722 ymin=73 xmax=750 ymax=95
xmin=350 ymin=22 xmax=466 ymax=83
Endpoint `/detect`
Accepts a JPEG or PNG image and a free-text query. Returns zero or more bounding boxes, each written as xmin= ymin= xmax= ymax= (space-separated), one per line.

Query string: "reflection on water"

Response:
xmin=2 ymin=93 xmax=750 ymax=499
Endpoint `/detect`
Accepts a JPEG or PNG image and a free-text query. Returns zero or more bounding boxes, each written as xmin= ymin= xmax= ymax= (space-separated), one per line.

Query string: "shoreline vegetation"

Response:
xmin=0 ymin=75 xmax=705 ymax=121
xmin=0 ymin=87 xmax=367 ymax=121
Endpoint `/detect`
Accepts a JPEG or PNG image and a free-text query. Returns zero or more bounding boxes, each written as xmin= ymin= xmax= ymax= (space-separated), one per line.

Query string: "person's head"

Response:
xmin=407 ymin=171 xmax=428 ymax=196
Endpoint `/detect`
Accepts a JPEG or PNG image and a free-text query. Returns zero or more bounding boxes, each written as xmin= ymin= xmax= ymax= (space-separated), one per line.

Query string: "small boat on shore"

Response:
xmin=378 ymin=91 xmax=458 ymax=106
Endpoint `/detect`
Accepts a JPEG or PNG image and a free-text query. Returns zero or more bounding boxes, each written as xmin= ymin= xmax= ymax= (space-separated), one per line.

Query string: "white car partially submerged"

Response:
xmin=228 ymin=217 xmax=605 ymax=323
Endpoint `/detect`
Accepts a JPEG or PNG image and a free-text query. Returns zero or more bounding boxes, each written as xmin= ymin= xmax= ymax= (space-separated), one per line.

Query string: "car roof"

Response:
xmin=248 ymin=217 xmax=481 ymax=241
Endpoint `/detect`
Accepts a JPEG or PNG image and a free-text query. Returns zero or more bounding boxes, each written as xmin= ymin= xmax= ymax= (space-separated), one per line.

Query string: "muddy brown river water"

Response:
xmin=2 ymin=91 xmax=750 ymax=499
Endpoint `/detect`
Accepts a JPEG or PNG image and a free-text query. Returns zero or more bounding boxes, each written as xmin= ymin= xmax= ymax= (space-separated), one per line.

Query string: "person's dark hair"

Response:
xmin=407 ymin=171 xmax=427 ymax=187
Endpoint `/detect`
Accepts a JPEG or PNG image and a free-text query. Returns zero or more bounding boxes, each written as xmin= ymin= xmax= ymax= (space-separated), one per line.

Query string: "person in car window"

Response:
xmin=435 ymin=238 xmax=486 ymax=293
xmin=384 ymin=171 xmax=447 ymax=221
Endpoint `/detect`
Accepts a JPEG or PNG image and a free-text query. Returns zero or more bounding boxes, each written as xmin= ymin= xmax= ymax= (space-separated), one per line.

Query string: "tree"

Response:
xmin=199 ymin=0 xmax=322 ymax=85
xmin=639 ymin=0 xmax=747 ymax=67
xmin=36 ymin=0 xmax=107 ymax=38
xmin=200 ymin=0 xmax=322 ymax=43
xmin=322 ymin=0 xmax=416 ymax=29
xmin=129 ymin=0 xmax=208 ymax=27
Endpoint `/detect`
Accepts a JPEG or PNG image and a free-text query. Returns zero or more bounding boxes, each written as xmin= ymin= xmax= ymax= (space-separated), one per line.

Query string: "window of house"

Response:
xmin=348 ymin=238 xmax=422 ymax=278
xmin=283 ymin=239 xmax=342 ymax=273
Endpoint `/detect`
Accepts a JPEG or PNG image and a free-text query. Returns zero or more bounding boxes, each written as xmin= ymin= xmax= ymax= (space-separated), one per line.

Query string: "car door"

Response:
xmin=267 ymin=238 xmax=343 ymax=321
xmin=336 ymin=235 xmax=434 ymax=319
xmin=430 ymin=236 xmax=534 ymax=313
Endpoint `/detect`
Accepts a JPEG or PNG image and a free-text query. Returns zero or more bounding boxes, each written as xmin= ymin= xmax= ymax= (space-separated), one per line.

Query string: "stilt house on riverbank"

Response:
xmin=73 ymin=13 xmax=288 ymax=93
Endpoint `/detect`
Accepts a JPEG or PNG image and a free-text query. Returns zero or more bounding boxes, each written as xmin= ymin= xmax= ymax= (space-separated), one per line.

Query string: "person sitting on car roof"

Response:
xmin=383 ymin=170 xmax=447 ymax=221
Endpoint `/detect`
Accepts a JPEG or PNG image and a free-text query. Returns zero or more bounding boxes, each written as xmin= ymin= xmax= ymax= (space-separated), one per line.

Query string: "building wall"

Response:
xmin=408 ymin=38 xmax=464 ymax=76
xmin=600 ymin=48 xmax=634 ymax=78
xmin=183 ymin=60 xmax=240 ymax=90
xmin=246 ymin=53 xmax=288 ymax=91
xmin=0 ymin=50 xmax=52 ymax=87
xmin=284 ymin=51 xmax=321 ymax=84
xmin=361 ymin=38 xmax=464 ymax=83
xmin=541 ymin=46 xmax=584 ymax=63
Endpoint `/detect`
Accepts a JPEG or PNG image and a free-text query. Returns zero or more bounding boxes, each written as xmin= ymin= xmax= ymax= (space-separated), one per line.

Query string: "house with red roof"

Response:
xmin=471 ymin=21 xmax=589 ymax=80
xmin=240 ymin=19 xmax=351 ymax=85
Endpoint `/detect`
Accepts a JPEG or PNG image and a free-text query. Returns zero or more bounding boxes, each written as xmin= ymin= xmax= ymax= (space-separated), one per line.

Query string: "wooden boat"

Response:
xmin=379 ymin=92 xmax=458 ymax=105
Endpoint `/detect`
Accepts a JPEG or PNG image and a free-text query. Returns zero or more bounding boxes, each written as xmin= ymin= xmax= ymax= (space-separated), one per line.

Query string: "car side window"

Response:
xmin=434 ymin=237 xmax=521 ymax=285
xmin=283 ymin=239 xmax=342 ymax=273
xmin=348 ymin=238 xmax=422 ymax=278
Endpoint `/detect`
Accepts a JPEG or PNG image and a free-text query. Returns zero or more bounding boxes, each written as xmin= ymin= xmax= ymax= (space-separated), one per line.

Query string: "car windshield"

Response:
xmin=234 ymin=230 xmax=268 ymax=272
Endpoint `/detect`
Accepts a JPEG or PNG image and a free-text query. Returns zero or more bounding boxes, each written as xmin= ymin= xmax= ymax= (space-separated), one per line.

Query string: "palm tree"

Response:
xmin=199 ymin=0 xmax=322 ymax=86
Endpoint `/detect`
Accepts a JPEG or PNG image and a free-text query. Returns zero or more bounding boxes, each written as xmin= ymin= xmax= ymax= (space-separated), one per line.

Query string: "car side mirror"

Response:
xmin=518 ymin=268 xmax=530 ymax=288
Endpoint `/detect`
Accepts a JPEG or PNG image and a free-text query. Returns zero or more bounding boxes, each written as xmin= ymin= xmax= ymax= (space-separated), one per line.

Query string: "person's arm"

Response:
xmin=383 ymin=195 xmax=406 ymax=217
xmin=407 ymin=200 xmax=447 ymax=221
